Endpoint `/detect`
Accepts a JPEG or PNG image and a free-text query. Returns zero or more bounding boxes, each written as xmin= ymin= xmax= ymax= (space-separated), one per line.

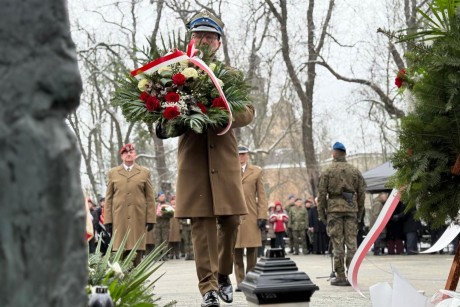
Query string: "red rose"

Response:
xmin=140 ymin=92 xmax=150 ymax=102
xmin=165 ymin=91 xmax=180 ymax=102
xmin=172 ymin=73 xmax=186 ymax=86
xmin=395 ymin=69 xmax=406 ymax=88
xmin=211 ymin=97 xmax=227 ymax=110
xmin=146 ymin=96 xmax=160 ymax=111
xmin=196 ymin=102 xmax=207 ymax=114
xmin=163 ymin=106 xmax=180 ymax=119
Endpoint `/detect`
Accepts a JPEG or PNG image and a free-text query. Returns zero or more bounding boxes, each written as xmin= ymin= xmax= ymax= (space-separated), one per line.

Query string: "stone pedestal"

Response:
xmin=240 ymin=248 xmax=319 ymax=306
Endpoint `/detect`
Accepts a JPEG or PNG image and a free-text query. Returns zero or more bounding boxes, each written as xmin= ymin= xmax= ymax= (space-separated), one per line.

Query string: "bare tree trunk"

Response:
xmin=148 ymin=124 xmax=170 ymax=193
xmin=266 ymin=0 xmax=335 ymax=196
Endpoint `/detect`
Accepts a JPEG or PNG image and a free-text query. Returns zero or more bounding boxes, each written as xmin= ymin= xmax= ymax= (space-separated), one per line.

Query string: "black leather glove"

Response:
xmin=146 ymin=223 xmax=154 ymax=232
xmin=105 ymin=223 xmax=112 ymax=236
xmin=391 ymin=214 xmax=402 ymax=222
xmin=155 ymin=122 xmax=170 ymax=139
xmin=257 ymin=219 xmax=267 ymax=230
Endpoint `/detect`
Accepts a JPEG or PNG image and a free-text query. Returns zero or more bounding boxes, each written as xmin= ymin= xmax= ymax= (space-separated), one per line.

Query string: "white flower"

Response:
xmin=181 ymin=67 xmax=199 ymax=79
xmin=107 ymin=261 xmax=125 ymax=279
xmin=209 ymin=63 xmax=216 ymax=72
xmin=216 ymin=78 xmax=224 ymax=87
xmin=179 ymin=60 xmax=190 ymax=69
xmin=137 ymin=78 xmax=150 ymax=91
xmin=158 ymin=66 xmax=173 ymax=75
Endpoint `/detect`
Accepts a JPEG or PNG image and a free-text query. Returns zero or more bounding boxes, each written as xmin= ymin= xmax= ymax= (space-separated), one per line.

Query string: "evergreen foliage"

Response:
xmin=87 ymin=231 xmax=175 ymax=307
xmin=389 ymin=0 xmax=460 ymax=227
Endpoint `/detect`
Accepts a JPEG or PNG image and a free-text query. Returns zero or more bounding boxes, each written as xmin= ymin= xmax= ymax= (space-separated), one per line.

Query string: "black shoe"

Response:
xmin=185 ymin=254 xmax=194 ymax=260
xmin=201 ymin=290 xmax=220 ymax=307
xmin=235 ymin=286 xmax=242 ymax=292
xmin=217 ymin=274 xmax=233 ymax=303
xmin=330 ymin=278 xmax=351 ymax=286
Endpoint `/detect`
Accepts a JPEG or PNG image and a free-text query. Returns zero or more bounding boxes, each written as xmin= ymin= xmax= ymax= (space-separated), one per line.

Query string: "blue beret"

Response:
xmin=332 ymin=142 xmax=346 ymax=152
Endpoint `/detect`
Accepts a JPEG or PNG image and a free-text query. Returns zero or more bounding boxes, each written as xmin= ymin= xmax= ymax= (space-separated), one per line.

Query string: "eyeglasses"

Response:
xmin=191 ymin=33 xmax=219 ymax=42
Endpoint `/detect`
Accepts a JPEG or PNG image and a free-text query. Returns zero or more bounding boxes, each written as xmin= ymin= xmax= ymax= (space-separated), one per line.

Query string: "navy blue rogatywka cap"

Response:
xmin=332 ymin=142 xmax=346 ymax=152
xmin=238 ymin=145 xmax=249 ymax=154
xmin=186 ymin=10 xmax=224 ymax=36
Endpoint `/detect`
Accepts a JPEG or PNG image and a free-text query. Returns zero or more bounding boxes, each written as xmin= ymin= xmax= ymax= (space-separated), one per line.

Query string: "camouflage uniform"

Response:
xmin=284 ymin=201 xmax=295 ymax=252
xmin=154 ymin=202 xmax=172 ymax=260
xmin=180 ymin=219 xmax=194 ymax=260
xmin=288 ymin=205 xmax=309 ymax=255
xmin=317 ymin=155 xmax=366 ymax=284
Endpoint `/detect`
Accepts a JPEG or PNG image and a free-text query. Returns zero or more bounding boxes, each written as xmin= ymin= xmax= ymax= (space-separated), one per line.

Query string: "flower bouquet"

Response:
xmin=113 ymin=41 xmax=251 ymax=138
xmin=160 ymin=205 xmax=174 ymax=219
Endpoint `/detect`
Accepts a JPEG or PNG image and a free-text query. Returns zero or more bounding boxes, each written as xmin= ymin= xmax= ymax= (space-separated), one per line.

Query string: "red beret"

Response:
xmin=274 ymin=200 xmax=282 ymax=206
xmin=120 ymin=143 xmax=135 ymax=155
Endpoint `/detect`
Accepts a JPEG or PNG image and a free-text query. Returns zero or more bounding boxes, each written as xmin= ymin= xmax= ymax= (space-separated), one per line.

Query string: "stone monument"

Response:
xmin=0 ymin=0 xmax=86 ymax=306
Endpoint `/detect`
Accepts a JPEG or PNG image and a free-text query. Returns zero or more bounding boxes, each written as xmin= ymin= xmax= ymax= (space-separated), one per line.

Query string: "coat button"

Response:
xmin=211 ymin=169 xmax=216 ymax=173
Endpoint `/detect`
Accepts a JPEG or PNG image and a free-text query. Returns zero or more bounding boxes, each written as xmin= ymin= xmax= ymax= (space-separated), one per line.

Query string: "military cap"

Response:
xmin=119 ymin=143 xmax=135 ymax=155
xmin=186 ymin=10 xmax=224 ymax=36
xmin=287 ymin=194 xmax=296 ymax=200
xmin=238 ymin=145 xmax=249 ymax=154
xmin=332 ymin=142 xmax=346 ymax=152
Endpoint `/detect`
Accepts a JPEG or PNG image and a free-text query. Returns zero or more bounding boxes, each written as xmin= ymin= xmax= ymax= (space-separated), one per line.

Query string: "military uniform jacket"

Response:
xmin=235 ymin=164 xmax=268 ymax=248
xmin=104 ymin=164 xmax=156 ymax=251
xmin=317 ymin=157 xmax=366 ymax=221
xmin=288 ymin=206 xmax=309 ymax=231
xmin=174 ymin=105 xmax=255 ymax=218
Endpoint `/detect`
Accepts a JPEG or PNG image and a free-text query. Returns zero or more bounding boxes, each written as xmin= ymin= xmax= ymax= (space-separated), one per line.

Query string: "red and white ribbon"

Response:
xmin=348 ymin=188 xmax=401 ymax=296
xmin=130 ymin=40 xmax=232 ymax=135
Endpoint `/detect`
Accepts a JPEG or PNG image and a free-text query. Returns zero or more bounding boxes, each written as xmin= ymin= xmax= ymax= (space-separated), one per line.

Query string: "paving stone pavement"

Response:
xmin=150 ymin=252 xmax=454 ymax=306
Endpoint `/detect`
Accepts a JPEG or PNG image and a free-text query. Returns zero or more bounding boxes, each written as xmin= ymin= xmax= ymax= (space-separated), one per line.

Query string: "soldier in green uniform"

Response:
xmin=288 ymin=198 xmax=309 ymax=255
xmin=180 ymin=218 xmax=195 ymax=260
xmin=317 ymin=142 xmax=366 ymax=286
xmin=284 ymin=194 xmax=296 ymax=253
xmin=153 ymin=192 xmax=173 ymax=261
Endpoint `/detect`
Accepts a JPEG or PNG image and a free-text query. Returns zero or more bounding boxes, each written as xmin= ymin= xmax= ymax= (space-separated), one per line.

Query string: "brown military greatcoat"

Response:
xmin=174 ymin=105 xmax=255 ymax=218
xmin=235 ymin=164 xmax=268 ymax=248
xmin=104 ymin=164 xmax=156 ymax=251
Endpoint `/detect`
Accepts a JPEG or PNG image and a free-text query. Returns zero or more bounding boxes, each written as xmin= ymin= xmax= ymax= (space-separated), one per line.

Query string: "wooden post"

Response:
xmin=445 ymin=242 xmax=460 ymax=290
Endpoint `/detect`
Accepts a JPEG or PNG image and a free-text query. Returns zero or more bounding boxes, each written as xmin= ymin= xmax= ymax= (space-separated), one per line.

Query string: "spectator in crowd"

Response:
xmin=153 ymin=192 xmax=174 ymax=261
xmin=269 ymin=201 xmax=289 ymax=249
xmin=87 ymin=198 xmax=98 ymax=253
xmin=284 ymin=194 xmax=296 ymax=253
xmin=180 ymin=216 xmax=195 ymax=260
xmin=267 ymin=203 xmax=277 ymax=249
xmin=304 ymin=198 xmax=314 ymax=254
xmin=370 ymin=191 xmax=388 ymax=255
xmin=386 ymin=202 xmax=405 ymax=255
xmin=96 ymin=197 xmax=110 ymax=254
xmin=402 ymin=203 xmax=421 ymax=255
xmin=168 ymin=196 xmax=181 ymax=260
xmin=308 ymin=197 xmax=328 ymax=254
xmin=288 ymin=198 xmax=309 ymax=255
xmin=104 ymin=143 xmax=156 ymax=267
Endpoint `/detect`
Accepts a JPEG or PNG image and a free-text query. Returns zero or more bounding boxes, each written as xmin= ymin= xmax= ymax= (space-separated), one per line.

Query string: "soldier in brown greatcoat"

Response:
xmin=165 ymin=11 xmax=255 ymax=307
xmin=234 ymin=145 xmax=268 ymax=291
xmin=104 ymin=144 xmax=156 ymax=266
